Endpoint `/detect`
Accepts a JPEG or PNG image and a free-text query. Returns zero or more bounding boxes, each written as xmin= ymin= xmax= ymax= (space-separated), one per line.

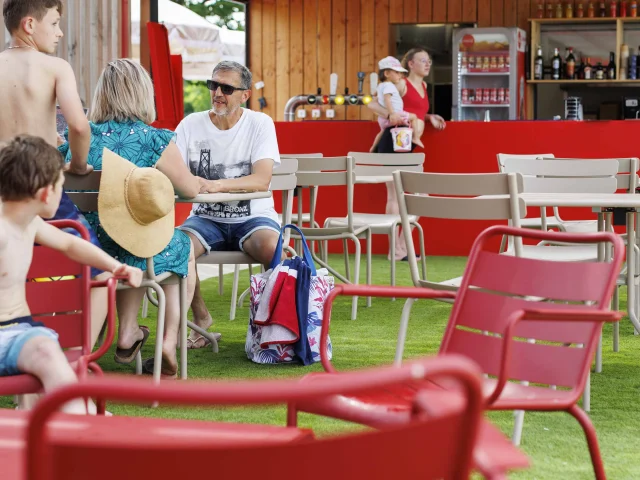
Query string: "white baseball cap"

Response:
xmin=378 ymin=56 xmax=408 ymax=73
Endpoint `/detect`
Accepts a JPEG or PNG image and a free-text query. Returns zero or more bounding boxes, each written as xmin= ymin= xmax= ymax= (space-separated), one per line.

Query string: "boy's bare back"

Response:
xmin=0 ymin=49 xmax=64 ymax=146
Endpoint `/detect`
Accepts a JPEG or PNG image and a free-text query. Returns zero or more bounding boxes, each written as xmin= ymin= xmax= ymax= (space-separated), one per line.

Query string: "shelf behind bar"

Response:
xmin=529 ymin=17 xmax=640 ymax=24
xmin=528 ymin=79 xmax=640 ymax=84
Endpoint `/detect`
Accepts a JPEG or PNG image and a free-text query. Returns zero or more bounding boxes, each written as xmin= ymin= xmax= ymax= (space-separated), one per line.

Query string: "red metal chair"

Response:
xmin=23 ymin=355 xmax=483 ymax=480
xmin=289 ymin=226 xmax=624 ymax=480
xmin=0 ymin=220 xmax=117 ymax=397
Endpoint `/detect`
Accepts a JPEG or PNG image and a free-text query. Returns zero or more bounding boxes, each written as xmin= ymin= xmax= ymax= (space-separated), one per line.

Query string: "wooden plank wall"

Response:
xmin=249 ymin=0 xmax=533 ymax=121
xmin=0 ymin=0 xmax=122 ymax=108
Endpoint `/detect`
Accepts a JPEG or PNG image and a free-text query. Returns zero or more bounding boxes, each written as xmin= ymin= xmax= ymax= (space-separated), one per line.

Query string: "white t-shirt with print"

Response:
xmin=175 ymin=108 xmax=281 ymax=224
xmin=377 ymin=81 xmax=404 ymax=113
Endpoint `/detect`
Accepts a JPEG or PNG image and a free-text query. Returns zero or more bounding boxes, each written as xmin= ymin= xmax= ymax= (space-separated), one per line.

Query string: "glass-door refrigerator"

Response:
xmin=452 ymin=27 xmax=527 ymax=121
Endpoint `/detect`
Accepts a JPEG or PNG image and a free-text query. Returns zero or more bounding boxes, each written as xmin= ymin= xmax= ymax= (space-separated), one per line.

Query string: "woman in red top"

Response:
xmin=368 ymin=47 xmax=446 ymax=260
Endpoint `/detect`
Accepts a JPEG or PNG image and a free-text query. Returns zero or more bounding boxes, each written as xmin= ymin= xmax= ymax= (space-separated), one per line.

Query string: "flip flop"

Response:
xmin=142 ymin=357 xmax=178 ymax=379
xmin=114 ymin=326 xmax=150 ymax=364
xmin=186 ymin=332 xmax=222 ymax=350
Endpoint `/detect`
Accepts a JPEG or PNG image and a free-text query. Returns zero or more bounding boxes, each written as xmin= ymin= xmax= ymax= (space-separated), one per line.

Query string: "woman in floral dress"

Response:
xmin=60 ymin=59 xmax=204 ymax=377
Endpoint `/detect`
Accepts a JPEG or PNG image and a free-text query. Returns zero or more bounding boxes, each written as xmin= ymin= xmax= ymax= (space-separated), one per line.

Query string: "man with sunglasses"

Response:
xmin=175 ymin=60 xmax=281 ymax=349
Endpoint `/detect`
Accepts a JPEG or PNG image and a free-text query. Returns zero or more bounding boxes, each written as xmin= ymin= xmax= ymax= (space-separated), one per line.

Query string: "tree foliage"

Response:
xmin=170 ymin=0 xmax=245 ymax=31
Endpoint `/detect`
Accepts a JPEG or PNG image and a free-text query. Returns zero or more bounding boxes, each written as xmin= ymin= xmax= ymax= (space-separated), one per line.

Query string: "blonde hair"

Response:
xmin=89 ymin=59 xmax=156 ymax=124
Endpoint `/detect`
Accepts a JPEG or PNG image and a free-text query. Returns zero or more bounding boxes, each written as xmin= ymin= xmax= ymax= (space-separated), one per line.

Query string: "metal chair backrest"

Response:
xmin=26 ymin=220 xmax=91 ymax=352
xmin=539 ymin=157 xmax=640 ymax=192
xmin=394 ymin=171 xmax=525 ymax=287
xmin=296 ymin=156 xmax=356 ymax=231
xmin=501 ymin=158 xmax=620 ymax=194
xmin=348 ymin=151 xmax=424 ymax=177
xmin=496 ymin=153 xmax=555 ymax=172
xmin=270 ymin=158 xmax=298 ymax=242
xmin=442 ymin=226 xmax=624 ymax=402
xmin=27 ymin=355 xmax=484 ymax=480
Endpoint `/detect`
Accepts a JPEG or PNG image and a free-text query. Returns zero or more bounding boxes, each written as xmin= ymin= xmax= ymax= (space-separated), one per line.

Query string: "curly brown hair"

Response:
xmin=0 ymin=135 xmax=64 ymax=201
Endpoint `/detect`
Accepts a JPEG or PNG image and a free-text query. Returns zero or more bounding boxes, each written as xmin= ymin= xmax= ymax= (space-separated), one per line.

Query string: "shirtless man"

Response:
xmin=0 ymin=135 xmax=142 ymax=414
xmin=0 ymin=0 xmax=110 ymax=351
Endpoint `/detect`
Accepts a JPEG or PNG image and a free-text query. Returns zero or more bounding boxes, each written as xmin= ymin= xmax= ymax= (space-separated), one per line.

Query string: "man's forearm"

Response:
xmin=206 ymin=174 xmax=271 ymax=193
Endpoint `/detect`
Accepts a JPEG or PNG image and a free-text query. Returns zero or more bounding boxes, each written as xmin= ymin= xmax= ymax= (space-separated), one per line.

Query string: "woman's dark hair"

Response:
xmin=401 ymin=47 xmax=429 ymax=71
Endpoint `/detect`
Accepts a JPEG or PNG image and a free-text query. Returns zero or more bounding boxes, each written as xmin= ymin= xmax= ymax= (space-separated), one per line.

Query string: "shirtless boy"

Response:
xmin=0 ymin=0 xmax=111 ymax=348
xmin=0 ymin=136 xmax=142 ymax=414
xmin=0 ymin=0 xmax=90 ymax=173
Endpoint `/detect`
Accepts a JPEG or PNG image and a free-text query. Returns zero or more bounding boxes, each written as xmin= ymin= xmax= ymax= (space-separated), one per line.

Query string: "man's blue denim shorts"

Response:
xmin=0 ymin=319 xmax=59 ymax=376
xmin=178 ymin=216 xmax=281 ymax=254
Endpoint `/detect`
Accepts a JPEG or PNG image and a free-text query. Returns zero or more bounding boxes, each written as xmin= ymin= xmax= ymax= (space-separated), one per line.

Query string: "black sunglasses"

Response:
xmin=206 ymin=80 xmax=247 ymax=95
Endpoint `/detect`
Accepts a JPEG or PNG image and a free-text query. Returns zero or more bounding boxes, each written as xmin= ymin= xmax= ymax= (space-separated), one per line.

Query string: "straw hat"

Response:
xmin=99 ymin=148 xmax=175 ymax=258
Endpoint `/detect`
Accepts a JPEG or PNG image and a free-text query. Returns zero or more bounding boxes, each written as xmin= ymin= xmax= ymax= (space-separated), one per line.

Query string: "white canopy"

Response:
xmin=131 ymin=0 xmax=246 ymax=81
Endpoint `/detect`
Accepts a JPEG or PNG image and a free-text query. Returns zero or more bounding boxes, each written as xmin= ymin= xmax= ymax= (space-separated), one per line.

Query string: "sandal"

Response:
xmin=142 ymin=357 xmax=178 ymax=379
xmin=186 ymin=332 xmax=222 ymax=350
xmin=114 ymin=326 xmax=150 ymax=364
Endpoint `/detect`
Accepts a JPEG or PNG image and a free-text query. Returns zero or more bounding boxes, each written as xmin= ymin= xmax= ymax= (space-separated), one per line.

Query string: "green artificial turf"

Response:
xmin=3 ymin=254 xmax=640 ymax=479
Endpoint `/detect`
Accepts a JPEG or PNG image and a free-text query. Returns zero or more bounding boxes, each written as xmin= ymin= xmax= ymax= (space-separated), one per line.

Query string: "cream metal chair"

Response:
xmin=291 ymin=156 xmax=372 ymax=320
xmin=229 ymin=154 xmax=323 ymax=312
xmin=64 ymin=172 xmax=197 ymax=382
xmin=323 ymin=152 xmax=426 ymax=291
xmin=195 ymin=158 xmax=298 ymax=321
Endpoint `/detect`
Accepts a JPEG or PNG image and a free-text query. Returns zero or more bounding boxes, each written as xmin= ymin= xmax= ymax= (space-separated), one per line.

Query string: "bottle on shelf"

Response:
xmin=632 ymin=0 xmax=639 ymax=17
xmin=607 ymin=51 xmax=617 ymax=79
xmin=599 ymin=0 xmax=607 ymax=16
xmin=556 ymin=0 xmax=564 ymax=17
xmin=621 ymin=44 xmax=629 ymax=80
xmin=576 ymin=1 xmax=585 ymax=17
xmin=588 ymin=1 xmax=596 ymax=17
xmin=610 ymin=0 xmax=618 ymax=17
xmin=566 ymin=0 xmax=574 ymax=17
xmin=565 ymin=47 xmax=577 ymax=79
xmin=584 ymin=57 xmax=593 ymax=79
xmin=595 ymin=62 xmax=605 ymax=79
xmin=629 ymin=49 xmax=638 ymax=79
xmin=578 ymin=56 xmax=586 ymax=79
xmin=534 ymin=45 xmax=544 ymax=80
xmin=552 ymin=48 xmax=562 ymax=80
xmin=621 ymin=0 xmax=628 ymax=17
xmin=547 ymin=0 xmax=556 ymax=17
xmin=536 ymin=0 xmax=544 ymax=18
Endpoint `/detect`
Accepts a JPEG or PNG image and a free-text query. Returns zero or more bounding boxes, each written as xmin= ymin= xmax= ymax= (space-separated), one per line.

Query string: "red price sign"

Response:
xmin=461 ymin=34 xmax=475 ymax=50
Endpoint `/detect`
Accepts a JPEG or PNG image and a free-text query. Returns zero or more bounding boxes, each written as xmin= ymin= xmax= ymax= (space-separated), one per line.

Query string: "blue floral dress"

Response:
xmin=59 ymin=120 xmax=190 ymax=278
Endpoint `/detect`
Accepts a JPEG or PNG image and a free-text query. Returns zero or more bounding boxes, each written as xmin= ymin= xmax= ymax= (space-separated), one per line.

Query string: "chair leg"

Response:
xmin=390 ymin=224 xmax=396 ymax=302
xmin=595 ymin=333 xmax=603 ymax=374
xmin=238 ymin=286 xmax=251 ymax=308
xmin=414 ymin=221 xmax=428 ymax=280
xmin=613 ymin=287 xmax=620 ymax=352
xmin=584 ymin=371 xmax=591 ymax=412
xmin=141 ymin=295 xmax=149 ymax=318
xmin=343 ymin=238 xmax=351 ymax=282
xmin=230 ymin=265 xmax=240 ymax=321
xmin=394 ymin=298 xmax=416 ymax=366
xmin=567 ymin=404 xmax=607 ymax=480
xmin=511 ymin=410 xmax=525 ymax=446
xmin=350 ymin=235 xmax=361 ymax=321
xmin=366 ymin=230 xmax=372 ymax=308
xmin=146 ymin=287 xmax=159 ymax=308
xmin=135 ymin=350 xmax=142 ymax=375
xmin=149 ymin=283 xmax=166 ymax=386
xmin=218 ymin=264 xmax=224 ymax=295
xmin=179 ymin=277 xmax=188 ymax=380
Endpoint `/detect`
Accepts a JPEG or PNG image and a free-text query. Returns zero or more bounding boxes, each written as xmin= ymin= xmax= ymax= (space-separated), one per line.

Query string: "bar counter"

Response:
xmin=177 ymin=120 xmax=640 ymax=256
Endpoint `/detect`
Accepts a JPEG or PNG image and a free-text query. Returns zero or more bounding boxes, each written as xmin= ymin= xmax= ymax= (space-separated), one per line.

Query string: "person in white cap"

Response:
xmin=369 ymin=56 xmax=423 ymax=152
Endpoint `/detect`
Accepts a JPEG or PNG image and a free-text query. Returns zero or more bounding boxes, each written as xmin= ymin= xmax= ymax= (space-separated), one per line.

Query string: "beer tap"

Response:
xmin=357 ymin=72 xmax=365 ymax=94
xmin=327 ymin=73 xmax=338 ymax=118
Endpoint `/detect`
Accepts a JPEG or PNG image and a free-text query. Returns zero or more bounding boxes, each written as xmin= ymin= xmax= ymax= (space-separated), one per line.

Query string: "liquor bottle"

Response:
xmin=566 ymin=47 xmax=577 ymax=79
xmin=584 ymin=57 xmax=593 ymax=79
xmin=576 ymin=1 xmax=585 ymax=17
xmin=578 ymin=56 xmax=586 ymax=79
xmin=547 ymin=0 xmax=555 ymax=17
xmin=599 ymin=0 xmax=607 ymax=16
xmin=588 ymin=1 xmax=596 ymax=16
xmin=610 ymin=0 xmax=618 ymax=17
xmin=536 ymin=0 xmax=544 ymax=18
xmin=552 ymin=48 xmax=562 ymax=79
xmin=607 ymin=51 xmax=617 ymax=79
xmin=595 ymin=62 xmax=605 ymax=79
xmin=534 ymin=46 xmax=544 ymax=80
xmin=566 ymin=0 xmax=574 ymax=17
xmin=556 ymin=0 xmax=564 ymax=17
